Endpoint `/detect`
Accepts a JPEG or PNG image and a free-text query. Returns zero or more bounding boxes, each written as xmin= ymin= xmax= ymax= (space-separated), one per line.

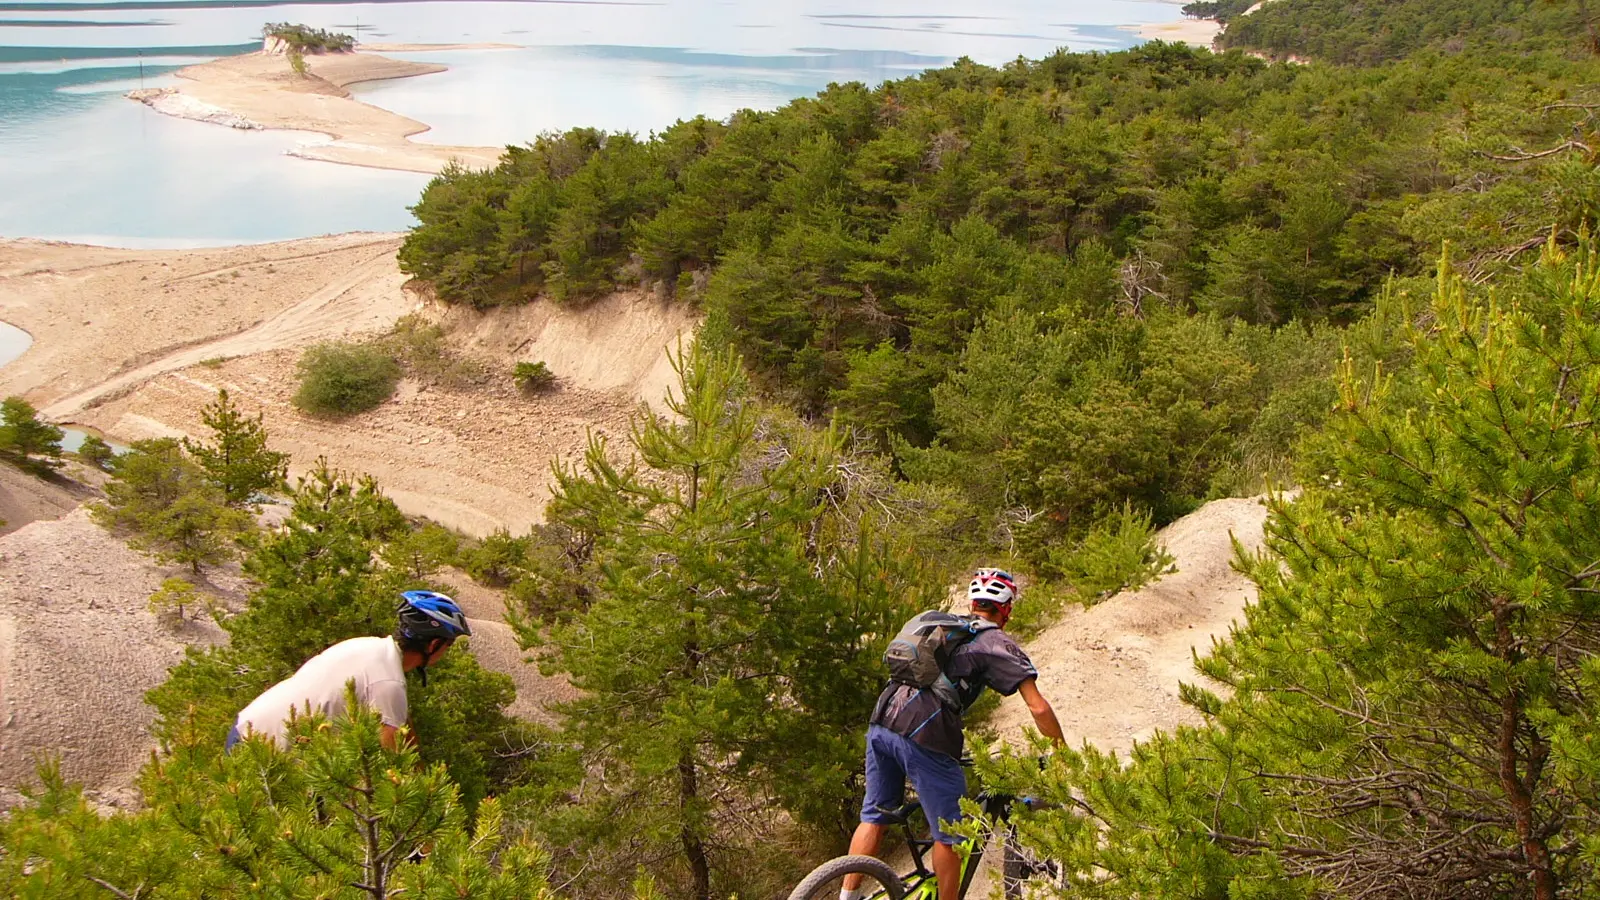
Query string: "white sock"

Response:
xmin=840 ymin=889 xmax=861 ymax=900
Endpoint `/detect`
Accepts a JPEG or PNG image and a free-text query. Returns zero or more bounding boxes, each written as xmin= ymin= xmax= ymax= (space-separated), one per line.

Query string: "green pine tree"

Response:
xmin=93 ymin=438 xmax=249 ymax=574
xmin=0 ymin=395 xmax=64 ymax=474
xmin=531 ymin=345 xmax=927 ymax=900
xmin=183 ymin=389 xmax=289 ymax=507
xmin=980 ymin=239 xmax=1600 ymax=900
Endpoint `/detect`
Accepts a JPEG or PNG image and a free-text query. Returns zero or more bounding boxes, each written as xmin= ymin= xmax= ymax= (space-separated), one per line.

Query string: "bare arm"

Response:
xmin=380 ymin=724 xmax=400 ymax=752
xmin=1017 ymin=678 xmax=1065 ymax=745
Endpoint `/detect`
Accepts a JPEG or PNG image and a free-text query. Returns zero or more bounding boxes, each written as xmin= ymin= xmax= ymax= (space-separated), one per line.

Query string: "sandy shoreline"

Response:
xmin=1130 ymin=0 xmax=1284 ymax=49
xmin=1126 ymin=16 xmax=1223 ymax=48
xmin=128 ymin=47 xmax=503 ymax=175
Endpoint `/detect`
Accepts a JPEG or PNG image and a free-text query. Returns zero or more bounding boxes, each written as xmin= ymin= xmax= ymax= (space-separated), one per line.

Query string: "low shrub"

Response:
xmin=385 ymin=315 xmax=483 ymax=387
xmin=460 ymin=528 xmax=531 ymax=587
xmin=513 ymin=361 xmax=556 ymax=392
xmin=148 ymin=577 xmax=218 ymax=624
xmin=292 ymin=341 xmax=401 ymax=418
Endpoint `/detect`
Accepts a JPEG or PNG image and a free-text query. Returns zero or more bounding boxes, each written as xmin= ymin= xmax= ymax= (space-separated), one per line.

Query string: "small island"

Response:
xmin=123 ymin=22 xmax=505 ymax=174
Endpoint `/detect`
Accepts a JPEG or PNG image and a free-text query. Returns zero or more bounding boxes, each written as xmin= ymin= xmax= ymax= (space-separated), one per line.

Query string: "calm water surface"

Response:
xmin=0 ymin=0 xmax=1183 ymax=246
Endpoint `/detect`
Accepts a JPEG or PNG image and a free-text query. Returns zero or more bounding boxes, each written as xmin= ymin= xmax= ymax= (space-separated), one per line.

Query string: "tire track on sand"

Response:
xmin=41 ymin=247 xmax=412 ymax=421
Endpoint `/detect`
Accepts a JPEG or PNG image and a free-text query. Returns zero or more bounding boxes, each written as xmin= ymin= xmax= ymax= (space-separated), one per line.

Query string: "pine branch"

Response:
xmin=1477 ymin=141 xmax=1593 ymax=162
xmin=83 ymin=876 xmax=142 ymax=899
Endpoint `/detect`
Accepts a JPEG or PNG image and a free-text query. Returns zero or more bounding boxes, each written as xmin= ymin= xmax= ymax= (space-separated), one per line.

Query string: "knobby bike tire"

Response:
xmin=787 ymin=855 xmax=907 ymax=900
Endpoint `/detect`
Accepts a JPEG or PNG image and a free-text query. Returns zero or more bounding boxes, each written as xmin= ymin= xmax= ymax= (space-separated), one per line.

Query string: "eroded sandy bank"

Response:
xmin=0 ymin=235 xmax=695 ymax=537
xmin=128 ymin=49 xmax=503 ymax=174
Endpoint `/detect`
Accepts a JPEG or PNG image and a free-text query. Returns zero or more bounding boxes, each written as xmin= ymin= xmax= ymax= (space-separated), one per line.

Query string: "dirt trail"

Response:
xmin=0 ymin=233 xmax=408 ymax=410
xmin=41 ymin=243 xmax=411 ymax=421
xmin=991 ymin=496 xmax=1272 ymax=753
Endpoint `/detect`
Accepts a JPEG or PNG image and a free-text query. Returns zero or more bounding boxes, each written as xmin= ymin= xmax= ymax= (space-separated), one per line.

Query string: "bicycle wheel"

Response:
xmin=788 ymin=855 xmax=907 ymax=900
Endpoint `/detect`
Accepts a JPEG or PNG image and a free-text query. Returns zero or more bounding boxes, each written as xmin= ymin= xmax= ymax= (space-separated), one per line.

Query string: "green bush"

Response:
xmin=1051 ymin=502 xmax=1175 ymax=604
xmin=512 ymin=361 xmax=556 ymax=392
xmin=460 ymin=528 xmax=531 ymax=587
xmin=292 ymin=342 xmax=401 ymax=418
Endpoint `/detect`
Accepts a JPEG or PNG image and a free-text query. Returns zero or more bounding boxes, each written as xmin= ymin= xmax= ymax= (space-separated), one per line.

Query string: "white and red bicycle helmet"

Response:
xmin=967 ymin=568 xmax=1018 ymax=608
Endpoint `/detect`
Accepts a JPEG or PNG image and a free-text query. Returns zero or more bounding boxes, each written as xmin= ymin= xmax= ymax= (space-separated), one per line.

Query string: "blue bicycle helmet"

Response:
xmin=397 ymin=590 xmax=472 ymax=642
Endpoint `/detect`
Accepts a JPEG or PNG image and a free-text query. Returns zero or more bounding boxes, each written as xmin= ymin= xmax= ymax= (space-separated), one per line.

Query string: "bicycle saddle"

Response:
xmin=871 ymin=802 xmax=921 ymax=826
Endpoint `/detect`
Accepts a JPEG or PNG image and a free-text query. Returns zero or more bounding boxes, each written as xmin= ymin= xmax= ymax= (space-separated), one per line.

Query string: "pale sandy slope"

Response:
xmin=0 ymin=237 xmax=696 ymax=537
xmin=988 ymin=496 xmax=1270 ymax=754
xmin=0 ymin=509 xmax=232 ymax=807
xmin=0 ymin=233 xmax=410 ymax=409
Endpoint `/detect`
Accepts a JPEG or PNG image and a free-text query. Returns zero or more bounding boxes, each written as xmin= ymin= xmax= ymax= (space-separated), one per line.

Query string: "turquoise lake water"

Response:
xmin=0 ymin=0 xmax=1185 ymax=247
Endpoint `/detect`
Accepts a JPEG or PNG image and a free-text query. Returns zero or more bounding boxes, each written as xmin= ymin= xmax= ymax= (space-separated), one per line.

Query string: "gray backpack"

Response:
xmin=883 ymin=611 xmax=996 ymax=709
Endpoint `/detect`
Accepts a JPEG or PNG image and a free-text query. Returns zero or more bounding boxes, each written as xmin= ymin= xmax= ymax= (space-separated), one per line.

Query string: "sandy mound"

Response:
xmin=0 ymin=509 xmax=228 ymax=803
xmin=82 ymin=351 xmax=639 ymax=537
xmin=0 ymin=465 xmax=91 ymax=537
xmin=438 ymin=290 xmax=699 ymax=410
xmin=69 ymin=293 xmax=692 ymax=537
xmin=988 ymin=496 xmax=1272 ymax=754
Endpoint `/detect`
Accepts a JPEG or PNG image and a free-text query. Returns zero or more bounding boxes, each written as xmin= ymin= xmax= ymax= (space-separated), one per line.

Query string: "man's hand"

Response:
xmin=1017 ymin=678 xmax=1065 ymax=745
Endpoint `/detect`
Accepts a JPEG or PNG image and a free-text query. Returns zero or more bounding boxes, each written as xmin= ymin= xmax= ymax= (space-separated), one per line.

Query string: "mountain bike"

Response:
xmin=786 ymin=789 xmax=1056 ymax=900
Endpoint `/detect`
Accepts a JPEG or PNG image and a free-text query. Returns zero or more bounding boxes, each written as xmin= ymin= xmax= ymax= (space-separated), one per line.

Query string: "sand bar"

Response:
xmin=128 ymin=48 xmax=503 ymax=174
xmin=1126 ymin=17 xmax=1223 ymax=48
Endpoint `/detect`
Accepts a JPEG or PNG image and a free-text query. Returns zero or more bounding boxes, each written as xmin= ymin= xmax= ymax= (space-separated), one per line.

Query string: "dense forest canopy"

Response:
xmin=401 ymin=17 xmax=1597 ymax=566
xmin=1216 ymin=0 xmax=1596 ymax=64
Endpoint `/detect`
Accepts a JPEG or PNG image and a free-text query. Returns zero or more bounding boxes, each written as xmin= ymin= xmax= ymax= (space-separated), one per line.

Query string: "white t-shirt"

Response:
xmin=234 ymin=636 xmax=408 ymax=746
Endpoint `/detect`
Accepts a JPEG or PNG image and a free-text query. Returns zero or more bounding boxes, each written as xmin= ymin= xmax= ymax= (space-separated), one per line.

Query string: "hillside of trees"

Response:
xmin=7 ymin=0 xmax=1600 ymax=897
xmin=401 ymin=16 xmax=1596 ymax=570
xmin=1219 ymin=0 xmax=1595 ymax=64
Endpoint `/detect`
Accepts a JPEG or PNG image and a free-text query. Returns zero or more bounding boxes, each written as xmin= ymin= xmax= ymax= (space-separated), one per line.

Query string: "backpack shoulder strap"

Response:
xmin=963 ymin=615 xmax=999 ymax=635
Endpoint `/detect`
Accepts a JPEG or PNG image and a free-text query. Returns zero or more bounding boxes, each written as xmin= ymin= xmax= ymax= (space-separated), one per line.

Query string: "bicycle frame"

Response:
xmin=879 ymin=792 xmax=1016 ymax=900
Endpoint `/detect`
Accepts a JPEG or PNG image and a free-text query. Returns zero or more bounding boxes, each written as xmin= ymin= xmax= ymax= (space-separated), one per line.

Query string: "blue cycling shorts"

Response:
xmin=860 ymin=724 xmax=967 ymax=844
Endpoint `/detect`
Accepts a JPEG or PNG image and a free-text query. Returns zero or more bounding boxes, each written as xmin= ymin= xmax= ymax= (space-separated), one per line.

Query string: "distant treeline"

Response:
xmin=1219 ymin=0 xmax=1592 ymax=63
xmin=261 ymin=22 xmax=353 ymax=53
xmin=1181 ymin=0 xmax=1256 ymax=24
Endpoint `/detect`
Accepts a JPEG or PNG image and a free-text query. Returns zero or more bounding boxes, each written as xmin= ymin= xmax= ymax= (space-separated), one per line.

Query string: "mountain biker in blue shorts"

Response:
xmin=842 ymin=569 xmax=1065 ymax=900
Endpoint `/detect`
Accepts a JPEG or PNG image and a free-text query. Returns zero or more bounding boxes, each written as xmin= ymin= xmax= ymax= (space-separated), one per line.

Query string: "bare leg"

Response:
xmin=933 ymin=841 xmax=962 ymax=900
xmin=841 ymin=822 xmax=886 ymax=890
